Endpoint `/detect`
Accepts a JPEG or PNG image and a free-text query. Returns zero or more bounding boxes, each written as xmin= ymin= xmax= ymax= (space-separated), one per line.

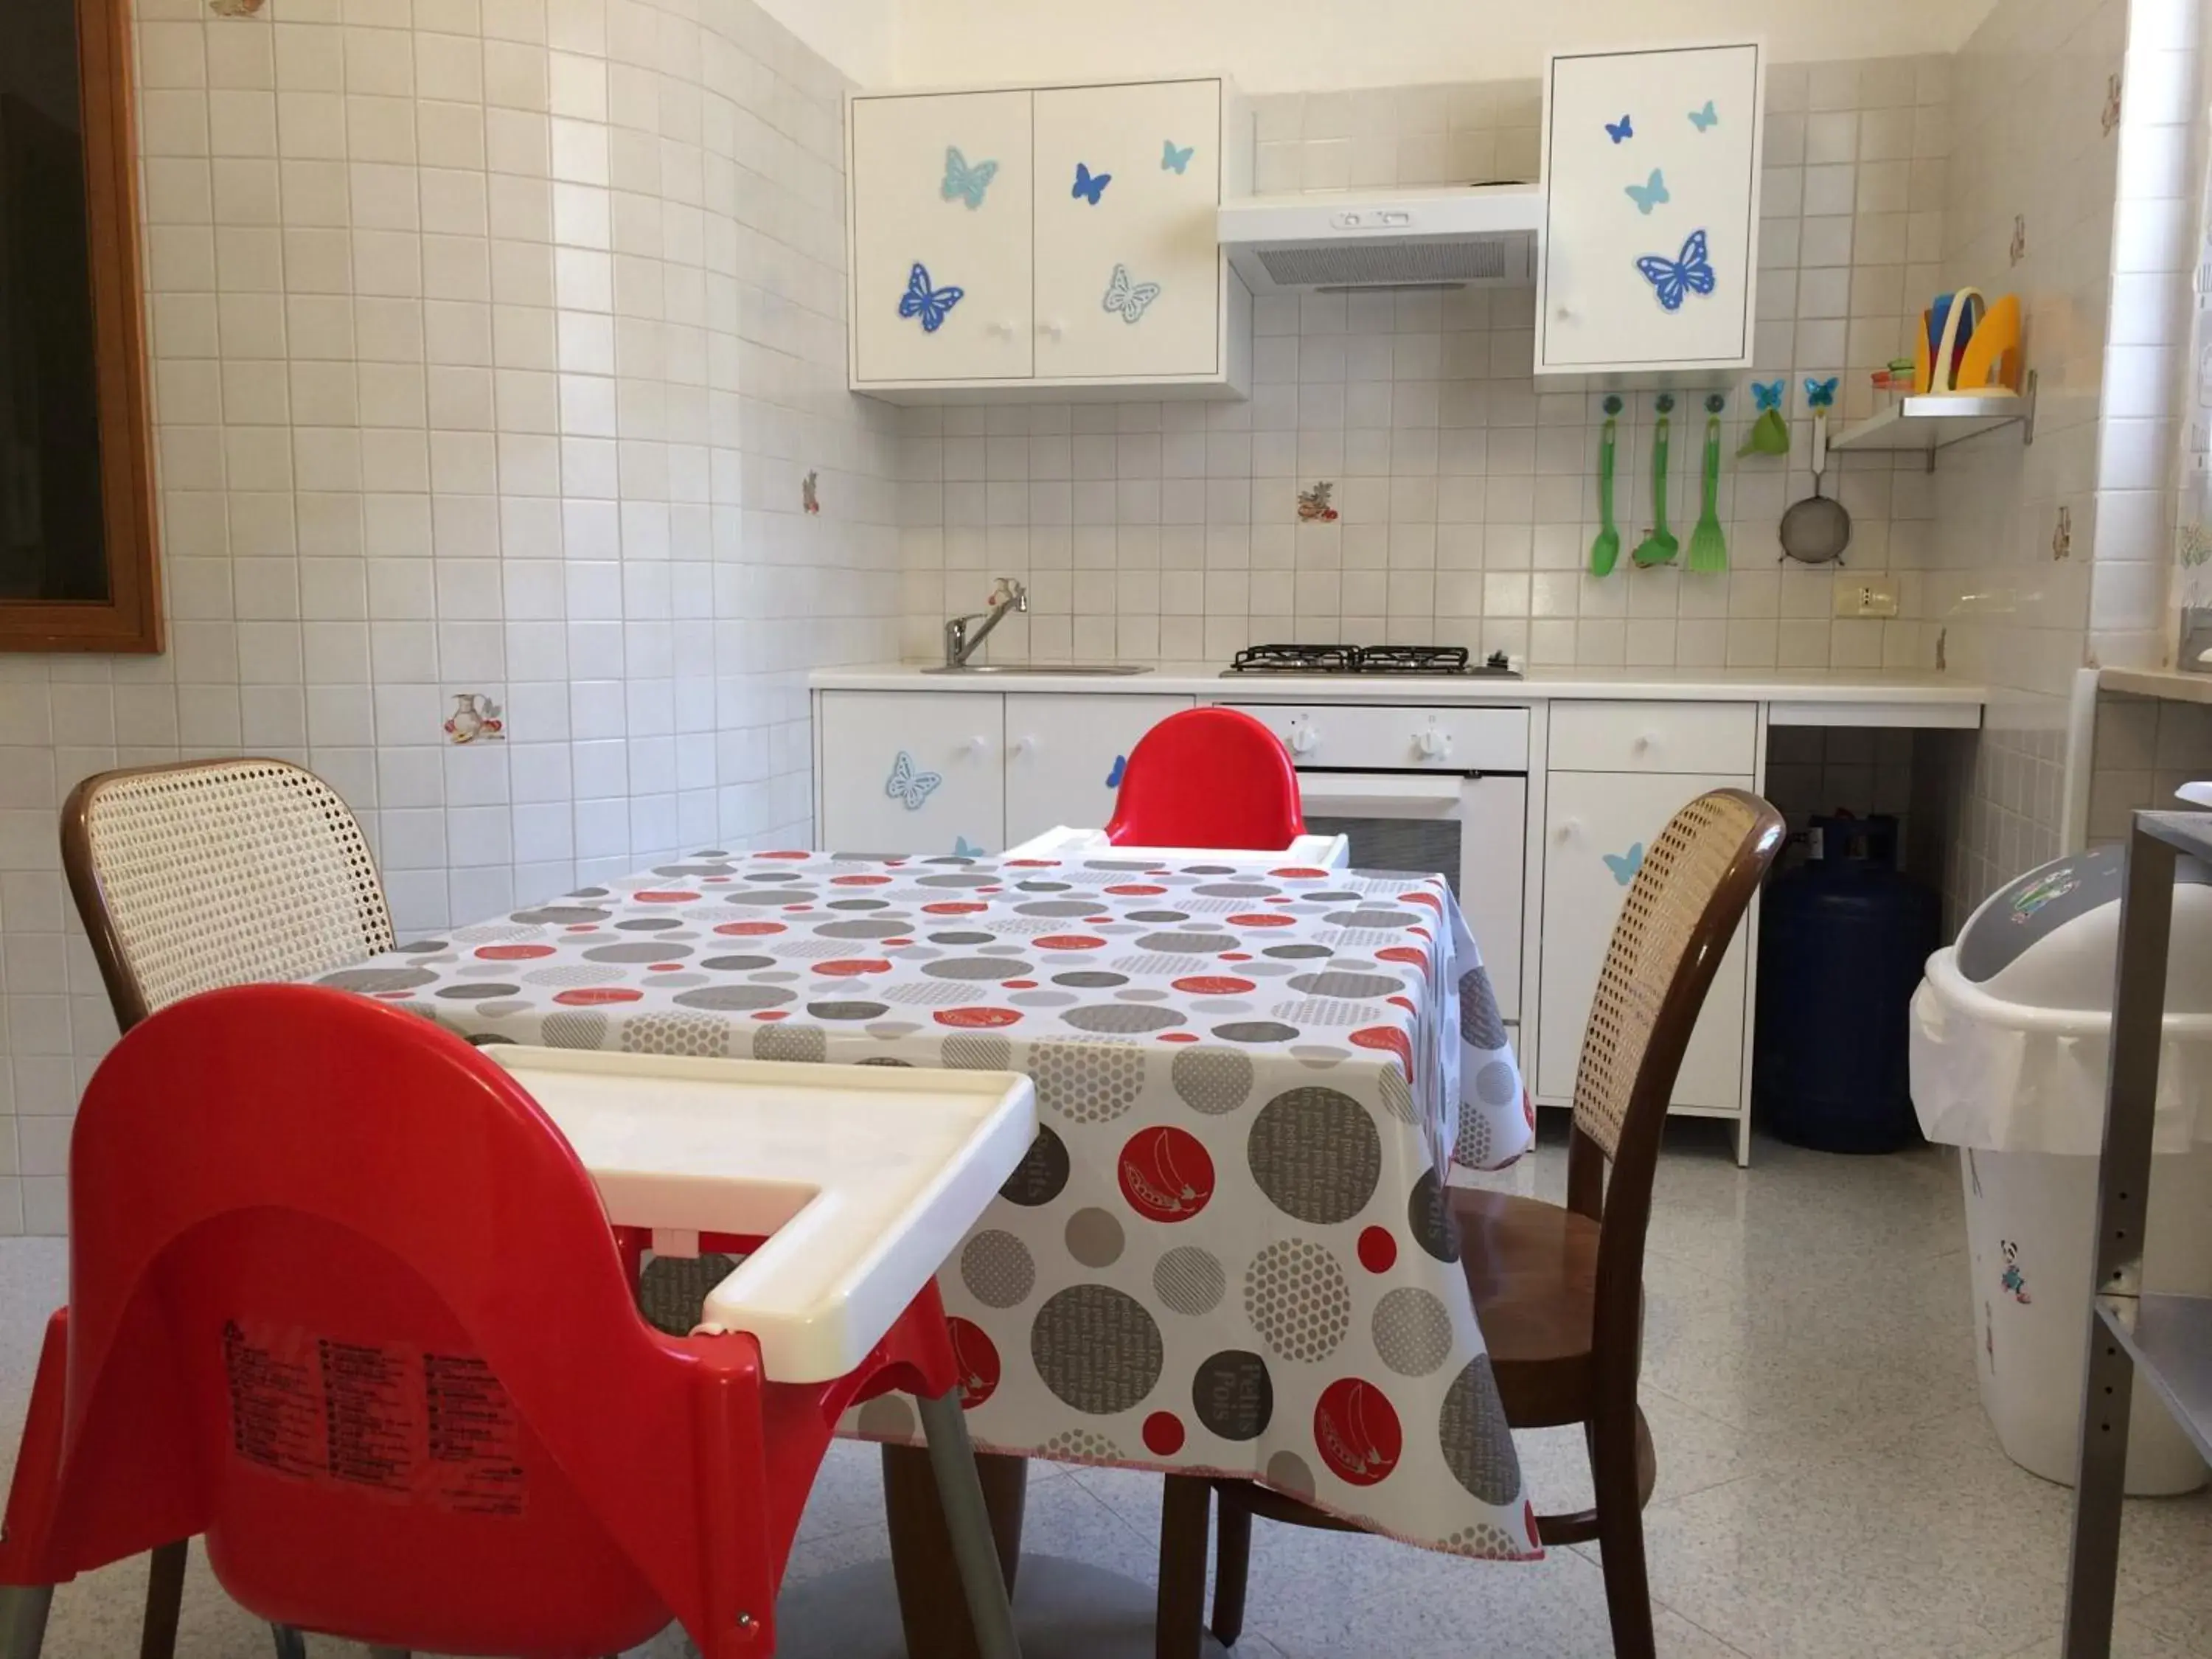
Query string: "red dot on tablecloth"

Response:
xmin=1357 ymin=1227 xmax=1398 ymax=1273
xmin=647 ymin=962 xmax=684 ymax=973
xmin=1524 ymin=1499 xmax=1541 ymax=1550
xmin=783 ymin=904 xmax=814 ymax=912
xmin=1220 ymin=953 xmax=1252 ymax=962
xmin=1227 ymin=912 xmax=1295 ymax=928
xmin=1312 ymin=1378 xmax=1402 ymax=1488
xmin=553 ymin=987 xmax=643 ymax=1006
xmin=883 ymin=937 xmax=914 ymax=947
xmin=816 ymin=959 xmax=891 ymax=976
xmin=476 ymin=943 xmax=555 ymax=959
xmin=1118 ymin=1126 xmax=1214 ymax=1222
xmin=924 ymin=902 xmax=988 ymax=915
xmin=1387 ymin=995 xmax=1416 ymax=1015
xmin=565 ymin=924 xmax=599 ymax=932
xmin=832 ymin=874 xmax=894 ymax=885
xmin=1172 ymin=975 xmax=1256 ymax=995
xmin=1523 ymin=1085 xmax=1536 ymax=1131
xmin=1035 ymin=935 xmax=1107 ymax=951
xmin=1004 ymin=858 xmax=1059 ymax=867
xmin=934 ymin=1006 xmax=1021 ymax=1028
xmin=1270 ymin=866 xmax=1328 ymax=878
xmin=1401 ymin=889 xmax=1442 ymax=911
xmin=753 ymin=1010 xmax=789 ymax=1021
xmin=1002 ymin=979 xmax=1037 ymax=989
xmin=947 ymin=1318 xmax=1001 ymax=1408
xmin=1377 ymin=946 xmax=1425 ymax=969
xmin=1143 ymin=1413 xmax=1186 ymax=1455
xmin=717 ymin=921 xmax=786 ymax=935
xmin=703 ymin=876 xmax=729 ymax=883
xmin=1349 ymin=1026 xmax=1413 ymax=1080
xmin=759 ymin=850 xmax=810 ymax=860
xmin=1106 ymin=883 xmax=1167 ymax=896
xmin=632 ymin=891 xmax=700 ymax=902
xmin=1158 ymin=1032 xmax=1200 ymax=1043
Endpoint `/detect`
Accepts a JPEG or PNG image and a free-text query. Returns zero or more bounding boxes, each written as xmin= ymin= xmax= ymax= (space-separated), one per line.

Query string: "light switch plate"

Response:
xmin=1834 ymin=577 xmax=1900 ymax=619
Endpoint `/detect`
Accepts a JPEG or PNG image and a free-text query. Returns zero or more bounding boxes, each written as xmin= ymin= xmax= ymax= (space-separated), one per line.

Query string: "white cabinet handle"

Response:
xmin=987 ymin=319 xmax=1020 ymax=338
xmin=1557 ymin=819 xmax=1582 ymax=844
xmin=1555 ymin=305 xmax=1574 ymax=321
xmin=1012 ymin=735 xmax=1036 ymax=757
xmin=1038 ymin=319 xmax=1065 ymax=340
xmin=967 ymin=734 xmax=990 ymax=753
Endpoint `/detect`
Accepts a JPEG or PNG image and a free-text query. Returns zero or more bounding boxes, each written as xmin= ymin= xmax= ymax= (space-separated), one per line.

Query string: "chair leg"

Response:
xmin=139 ymin=1540 xmax=187 ymax=1659
xmin=366 ymin=1648 xmax=409 ymax=1658
xmin=1588 ymin=1411 xmax=1658 ymax=1659
xmin=270 ymin=1625 xmax=307 ymax=1659
xmin=917 ymin=1387 xmax=1025 ymax=1659
xmin=1211 ymin=1489 xmax=1251 ymax=1647
xmin=0 ymin=1585 xmax=54 ymax=1659
xmin=1155 ymin=1475 xmax=1211 ymax=1659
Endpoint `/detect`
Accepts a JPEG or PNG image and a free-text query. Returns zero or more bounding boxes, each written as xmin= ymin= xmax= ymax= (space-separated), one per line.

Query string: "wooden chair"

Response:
xmin=57 ymin=759 xmax=394 ymax=1659
xmin=1155 ymin=787 xmax=1784 ymax=1659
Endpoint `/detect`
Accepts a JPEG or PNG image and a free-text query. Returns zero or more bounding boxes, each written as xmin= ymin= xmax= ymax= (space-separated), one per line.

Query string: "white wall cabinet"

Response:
xmin=817 ymin=692 xmax=1006 ymax=856
xmin=1537 ymin=42 xmax=1764 ymax=375
xmin=847 ymin=78 xmax=1251 ymax=401
xmin=1004 ymin=693 xmax=1197 ymax=846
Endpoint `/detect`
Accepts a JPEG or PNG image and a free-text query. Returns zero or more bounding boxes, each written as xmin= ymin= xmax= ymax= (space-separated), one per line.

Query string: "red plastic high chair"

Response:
xmin=1102 ymin=707 xmax=1305 ymax=850
xmin=0 ymin=986 xmax=1020 ymax=1659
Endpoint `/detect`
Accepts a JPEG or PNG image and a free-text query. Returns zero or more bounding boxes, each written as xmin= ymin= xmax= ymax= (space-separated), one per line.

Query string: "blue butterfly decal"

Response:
xmin=1161 ymin=139 xmax=1194 ymax=174
xmin=1635 ymin=228 xmax=1716 ymax=312
xmin=1688 ymin=100 xmax=1719 ymax=132
xmin=1105 ymin=754 xmax=1127 ymax=789
xmin=886 ymin=748 xmax=944 ymax=810
xmin=1102 ymin=262 xmax=1162 ymax=324
xmin=898 ymin=261 xmax=964 ymax=333
xmin=1752 ymin=379 xmax=1786 ymax=412
xmin=953 ymin=835 xmax=983 ymax=858
xmin=1804 ymin=376 xmax=1839 ymax=409
xmin=1624 ymin=168 xmax=1669 ymax=215
xmin=1605 ymin=115 xmax=1633 ymax=144
xmin=1072 ymin=161 xmax=1111 ymax=205
xmin=941 ymin=145 xmax=998 ymax=209
xmin=1603 ymin=843 xmax=1646 ymax=886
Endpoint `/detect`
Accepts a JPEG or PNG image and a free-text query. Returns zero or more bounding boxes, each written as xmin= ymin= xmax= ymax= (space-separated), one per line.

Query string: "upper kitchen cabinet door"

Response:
xmin=1031 ymin=80 xmax=1226 ymax=382
xmin=1003 ymin=694 xmax=1197 ymax=846
xmin=1537 ymin=44 xmax=1762 ymax=374
xmin=817 ymin=692 xmax=1006 ymax=856
xmin=849 ymin=91 xmax=1034 ymax=386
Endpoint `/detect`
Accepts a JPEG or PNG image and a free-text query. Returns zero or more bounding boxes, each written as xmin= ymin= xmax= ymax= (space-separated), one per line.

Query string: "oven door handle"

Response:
xmin=1298 ymin=775 xmax=1472 ymax=814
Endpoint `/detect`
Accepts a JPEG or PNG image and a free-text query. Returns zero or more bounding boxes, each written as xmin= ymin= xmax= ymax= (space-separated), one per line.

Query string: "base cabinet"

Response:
xmin=817 ymin=692 xmax=1006 ymax=856
xmin=1004 ymin=694 xmax=1196 ymax=846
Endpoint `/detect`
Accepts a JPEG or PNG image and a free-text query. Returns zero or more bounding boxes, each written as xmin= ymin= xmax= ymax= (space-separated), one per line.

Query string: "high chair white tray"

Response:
xmin=484 ymin=1047 xmax=1037 ymax=1383
xmin=1001 ymin=824 xmax=1352 ymax=866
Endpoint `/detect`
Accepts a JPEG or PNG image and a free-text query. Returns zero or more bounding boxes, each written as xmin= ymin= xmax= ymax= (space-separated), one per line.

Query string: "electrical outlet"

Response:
xmin=1834 ymin=577 xmax=1900 ymax=619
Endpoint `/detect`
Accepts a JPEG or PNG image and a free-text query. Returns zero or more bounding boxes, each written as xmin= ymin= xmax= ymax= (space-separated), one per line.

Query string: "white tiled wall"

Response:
xmin=0 ymin=0 xmax=900 ymax=1235
xmin=896 ymin=57 xmax=1954 ymax=671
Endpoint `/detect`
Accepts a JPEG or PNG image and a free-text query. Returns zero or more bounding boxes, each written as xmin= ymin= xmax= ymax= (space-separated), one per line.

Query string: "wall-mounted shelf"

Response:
xmin=1828 ymin=372 xmax=2037 ymax=470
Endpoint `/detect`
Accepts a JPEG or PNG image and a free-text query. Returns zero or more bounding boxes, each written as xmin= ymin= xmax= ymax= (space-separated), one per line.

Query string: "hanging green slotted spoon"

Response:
xmin=1687 ymin=413 xmax=1728 ymax=571
xmin=1590 ymin=414 xmax=1621 ymax=575
xmin=1632 ymin=413 xmax=1679 ymax=567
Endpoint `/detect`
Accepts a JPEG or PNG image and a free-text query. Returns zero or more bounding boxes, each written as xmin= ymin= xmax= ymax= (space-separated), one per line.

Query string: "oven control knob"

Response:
xmin=1287 ymin=723 xmax=1321 ymax=756
xmin=1416 ymin=726 xmax=1449 ymax=759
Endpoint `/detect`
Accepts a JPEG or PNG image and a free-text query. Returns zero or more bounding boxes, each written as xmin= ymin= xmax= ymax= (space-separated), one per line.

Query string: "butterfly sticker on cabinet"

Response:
xmin=1102 ymin=263 xmax=1162 ymax=324
xmin=1604 ymin=115 xmax=1633 ymax=144
xmin=1105 ymin=754 xmax=1127 ymax=789
xmin=898 ymin=261 xmax=964 ymax=333
xmin=1688 ymin=100 xmax=1719 ymax=132
xmin=1635 ymin=228 xmax=1715 ymax=312
xmin=941 ymin=145 xmax=998 ymax=209
xmin=1072 ymin=162 xmax=1112 ymax=205
xmin=1624 ymin=169 xmax=1669 ymax=215
xmin=1603 ymin=843 xmax=1646 ymax=886
xmin=885 ymin=749 xmax=943 ymax=811
xmin=953 ymin=835 xmax=984 ymax=858
xmin=1161 ymin=139 xmax=1194 ymax=174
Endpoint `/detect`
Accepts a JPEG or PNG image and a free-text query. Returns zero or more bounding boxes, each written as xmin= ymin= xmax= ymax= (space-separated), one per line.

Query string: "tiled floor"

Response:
xmin=5 ymin=1124 xmax=2211 ymax=1658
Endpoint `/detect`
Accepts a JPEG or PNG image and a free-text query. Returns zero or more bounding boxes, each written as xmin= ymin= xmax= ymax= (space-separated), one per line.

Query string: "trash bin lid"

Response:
xmin=1953 ymin=846 xmax=2212 ymax=1010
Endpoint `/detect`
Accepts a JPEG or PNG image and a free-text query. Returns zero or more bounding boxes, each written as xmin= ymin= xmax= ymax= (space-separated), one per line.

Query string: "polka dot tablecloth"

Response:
xmin=316 ymin=848 xmax=1542 ymax=1560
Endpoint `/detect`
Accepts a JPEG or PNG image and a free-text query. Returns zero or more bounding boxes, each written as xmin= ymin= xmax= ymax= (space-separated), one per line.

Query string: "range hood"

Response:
xmin=1218 ymin=183 xmax=1541 ymax=293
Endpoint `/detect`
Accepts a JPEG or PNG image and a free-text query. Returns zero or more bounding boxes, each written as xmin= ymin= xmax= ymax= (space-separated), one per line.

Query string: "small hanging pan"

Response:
xmin=1780 ymin=408 xmax=1851 ymax=564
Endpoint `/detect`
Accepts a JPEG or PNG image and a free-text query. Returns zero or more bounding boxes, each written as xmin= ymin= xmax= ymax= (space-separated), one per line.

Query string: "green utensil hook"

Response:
xmin=1591 ymin=406 xmax=1621 ymax=576
xmin=1688 ymin=411 xmax=1728 ymax=571
xmin=1632 ymin=406 xmax=1679 ymax=568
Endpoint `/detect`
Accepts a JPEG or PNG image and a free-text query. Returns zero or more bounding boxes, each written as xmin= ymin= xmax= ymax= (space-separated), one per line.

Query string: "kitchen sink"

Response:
xmin=921 ymin=663 xmax=1152 ymax=675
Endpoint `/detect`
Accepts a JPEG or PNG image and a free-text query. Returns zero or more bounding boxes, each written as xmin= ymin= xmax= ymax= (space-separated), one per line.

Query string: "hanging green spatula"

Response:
xmin=1687 ymin=413 xmax=1728 ymax=571
xmin=1590 ymin=414 xmax=1621 ymax=575
xmin=1632 ymin=414 xmax=1678 ymax=567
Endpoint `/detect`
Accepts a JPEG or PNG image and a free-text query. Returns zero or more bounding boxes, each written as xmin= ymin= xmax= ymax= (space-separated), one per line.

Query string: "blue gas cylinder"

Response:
xmin=1753 ymin=814 xmax=1941 ymax=1153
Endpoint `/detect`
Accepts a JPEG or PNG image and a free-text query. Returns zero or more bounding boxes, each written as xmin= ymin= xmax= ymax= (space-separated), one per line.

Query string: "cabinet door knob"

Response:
xmin=968 ymin=734 xmax=989 ymax=753
xmin=1012 ymin=735 xmax=1036 ymax=757
xmin=1039 ymin=319 xmax=1065 ymax=339
xmin=987 ymin=319 xmax=1015 ymax=338
xmin=1557 ymin=820 xmax=1581 ymax=843
xmin=1555 ymin=305 xmax=1574 ymax=321
xmin=1634 ymin=733 xmax=1656 ymax=752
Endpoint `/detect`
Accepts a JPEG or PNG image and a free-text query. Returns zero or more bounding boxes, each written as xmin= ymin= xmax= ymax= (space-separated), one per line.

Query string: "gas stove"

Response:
xmin=1222 ymin=644 xmax=1521 ymax=678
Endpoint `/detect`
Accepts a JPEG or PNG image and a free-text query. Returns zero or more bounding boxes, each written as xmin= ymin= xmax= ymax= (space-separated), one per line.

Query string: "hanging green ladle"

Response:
xmin=1590 ymin=403 xmax=1621 ymax=576
xmin=1632 ymin=405 xmax=1679 ymax=567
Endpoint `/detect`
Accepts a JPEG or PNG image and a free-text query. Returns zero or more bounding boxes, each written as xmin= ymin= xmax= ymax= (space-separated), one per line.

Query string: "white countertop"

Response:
xmin=811 ymin=662 xmax=1989 ymax=709
xmin=2101 ymin=666 xmax=2212 ymax=706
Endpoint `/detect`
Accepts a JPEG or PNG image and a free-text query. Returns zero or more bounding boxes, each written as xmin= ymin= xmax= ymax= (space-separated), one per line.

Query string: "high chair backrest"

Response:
xmin=0 ymin=985 xmax=801 ymax=1658
xmin=1105 ymin=707 xmax=1305 ymax=850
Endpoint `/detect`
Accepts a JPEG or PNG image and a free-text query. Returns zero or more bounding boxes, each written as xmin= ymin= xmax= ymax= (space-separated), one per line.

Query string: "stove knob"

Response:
xmin=1416 ymin=726 xmax=1450 ymax=759
xmin=1287 ymin=723 xmax=1321 ymax=757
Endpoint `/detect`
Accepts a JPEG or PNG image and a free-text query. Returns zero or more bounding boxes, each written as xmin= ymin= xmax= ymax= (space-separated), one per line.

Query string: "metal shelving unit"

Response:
xmin=2062 ymin=809 xmax=2212 ymax=1658
xmin=1827 ymin=374 xmax=2037 ymax=470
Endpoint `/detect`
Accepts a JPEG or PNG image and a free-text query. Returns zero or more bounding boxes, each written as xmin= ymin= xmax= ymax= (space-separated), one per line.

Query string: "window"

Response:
xmin=0 ymin=0 xmax=159 ymax=653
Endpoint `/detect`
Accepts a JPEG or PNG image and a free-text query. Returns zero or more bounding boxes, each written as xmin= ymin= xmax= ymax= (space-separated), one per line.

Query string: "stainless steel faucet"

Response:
xmin=942 ymin=577 xmax=1028 ymax=668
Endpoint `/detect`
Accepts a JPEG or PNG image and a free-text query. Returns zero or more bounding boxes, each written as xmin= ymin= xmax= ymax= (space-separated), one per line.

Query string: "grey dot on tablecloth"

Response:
xmin=1032 ymin=1041 xmax=1146 ymax=1123
xmin=1062 ymin=1004 xmax=1185 ymax=1034
xmin=927 ymin=932 xmax=994 ymax=946
xmin=1377 ymin=1068 xmax=1416 ymax=1124
xmin=1065 ymin=1207 xmax=1125 ymax=1267
xmin=752 ymin=1025 xmax=826 ymax=1062
xmin=825 ymin=897 xmax=892 ymax=910
xmin=1446 ymin=1524 xmax=1521 ymax=1560
xmin=1408 ymin=1169 xmax=1460 ymax=1262
xmin=1373 ymin=1288 xmax=1455 ymax=1377
xmin=942 ymin=1032 xmax=1014 ymax=1071
xmin=1041 ymin=1428 xmax=1120 ymax=1464
xmin=1324 ymin=908 xmax=1421 ymax=929
xmin=1475 ymin=1060 xmax=1517 ymax=1107
xmin=855 ymin=1057 xmax=912 ymax=1068
xmin=1289 ymin=1045 xmax=1348 ymax=1069
xmin=1172 ymin=1047 xmax=1253 ymax=1116
xmin=1017 ymin=900 xmax=1102 ymax=917
xmin=1015 ymin=879 xmax=1073 ymax=892
xmin=1137 ymin=931 xmax=1237 ymax=955
xmin=476 ymin=1001 xmax=531 ymax=1018
xmin=1213 ymin=1021 xmax=1300 ymax=1045
xmin=1248 ymin=1088 xmax=1382 ymax=1225
xmin=723 ymin=889 xmax=817 ymax=905
xmin=524 ymin=965 xmax=627 ymax=987
xmin=675 ymin=984 xmax=793 ymax=1012
xmin=1458 ymin=967 xmax=1509 ymax=1050
xmin=1152 ymin=1245 xmax=1226 ymax=1315
xmin=1458 ymin=1111 xmax=1495 ymax=1169
xmin=1265 ymin=1451 xmax=1315 ymax=1502
xmin=540 ymin=1010 xmax=607 ymax=1048
xmin=1054 ymin=970 xmax=1127 ymax=988
xmin=1439 ymin=1357 xmax=1518 ymax=1504
xmin=815 ymin=919 xmax=911 ymax=939
xmin=1263 ymin=943 xmax=1333 ymax=959
xmin=919 ymin=872 xmax=996 ymax=888
xmin=1030 ymin=1285 xmax=1164 ymax=1415
xmin=512 ymin=905 xmax=611 ymax=925
xmin=1126 ymin=910 xmax=1191 ymax=923
xmin=435 ymin=982 xmax=520 ymax=1000
xmin=960 ymin=1231 xmax=1037 ymax=1309
xmin=807 ymin=1001 xmax=887 ymax=1020
xmin=583 ymin=942 xmax=693 ymax=964
xmin=654 ymin=863 xmax=734 ymax=877
xmin=701 ymin=954 xmax=776 ymax=972
xmin=1192 ymin=1350 xmax=1273 ymax=1441
xmin=1286 ymin=971 xmax=1401 ymax=1000
xmin=319 ymin=967 xmax=435 ymax=992
xmin=922 ymin=956 xmax=1030 ymax=980
xmin=620 ymin=1012 xmax=731 ymax=1057
xmin=999 ymin=1125 xmax=1071 ymax=1206
xmin=1192 ymin=883 xmax=1281 ymax=899
xmin=1244 ymin=1239 xmax=1350 ymax=1363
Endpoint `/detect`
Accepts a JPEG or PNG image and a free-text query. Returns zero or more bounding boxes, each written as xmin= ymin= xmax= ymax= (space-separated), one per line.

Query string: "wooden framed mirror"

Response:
xmin=0 ymin=0 xmax=160 ymax=653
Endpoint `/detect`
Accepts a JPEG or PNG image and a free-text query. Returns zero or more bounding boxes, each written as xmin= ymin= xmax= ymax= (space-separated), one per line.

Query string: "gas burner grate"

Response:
xmin=1356 ymin=645 xmax=1471 ymax=675
xmin=1227 ymin=644 xmax=1363 ymax=674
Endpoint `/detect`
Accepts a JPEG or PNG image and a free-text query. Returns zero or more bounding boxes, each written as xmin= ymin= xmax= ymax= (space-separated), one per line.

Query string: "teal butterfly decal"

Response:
xmin=1635 ymin=228 xmax=1714 ymax=311
xmin=1804 ymin=376 xmax=1839 ymax=409
xmin=1105 ymin=754 xmax=1127 ymax=788
xmin=1161 ymin=139 xmax=1194 ymax=174
xmin=1605 ymin=115 xmax=1633 ymax=144
xmin=1102 ymin=262 xmax=1162 ymax=324
xmin=1603 ymin=843 xmax=1646 ymax=886
xmin=1688 ymin=100 xmax=1719 ymax=132
xmin=886 ymin=749 xmax=943 ymax=811
xmin=899 ymin=261 xmax=964 ymax=333
xmin=1752 ymin=380 xmax=1786 ymax=412
xmin=953 ymin=835 xmax=984 ymax=858
xmin=1624 ymin=168 xmax=1669 ymax=215
xmin=942 ymin=145 xmax=998 ymax=209
xmin=1072 ymin=161 xmax=1111 ymax=204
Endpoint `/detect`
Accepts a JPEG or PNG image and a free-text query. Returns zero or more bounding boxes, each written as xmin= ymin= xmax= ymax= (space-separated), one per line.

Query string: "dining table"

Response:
xmin=314 ymin=844 xmax=1543 ymax=1656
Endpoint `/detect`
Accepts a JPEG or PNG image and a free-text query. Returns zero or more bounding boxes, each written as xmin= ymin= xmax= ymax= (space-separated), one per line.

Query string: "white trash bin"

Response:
xmin=1911 ymin=845 xmax=2212 ymax=1495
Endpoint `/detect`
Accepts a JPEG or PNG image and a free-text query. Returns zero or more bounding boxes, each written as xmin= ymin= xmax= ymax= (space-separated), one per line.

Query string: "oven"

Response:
xmin=1220 ymin=703 xmax=1528 ymax=1022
